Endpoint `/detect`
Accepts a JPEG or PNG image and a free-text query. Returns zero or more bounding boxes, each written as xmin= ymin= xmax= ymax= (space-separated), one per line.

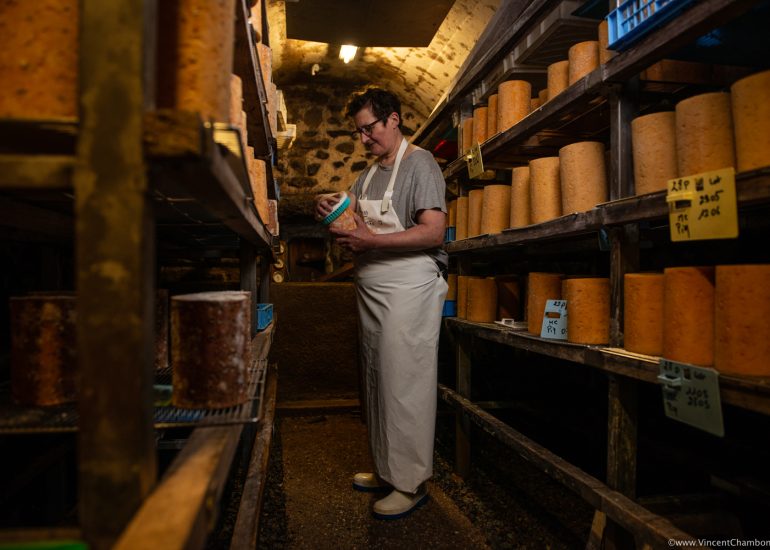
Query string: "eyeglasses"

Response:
xmin=350 ymin=117 xmax=386 ymax=139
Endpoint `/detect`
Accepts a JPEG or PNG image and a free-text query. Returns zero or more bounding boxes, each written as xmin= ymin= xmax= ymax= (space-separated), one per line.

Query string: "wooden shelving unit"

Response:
xmin=416 ymin=0 xmax=770 ymax=547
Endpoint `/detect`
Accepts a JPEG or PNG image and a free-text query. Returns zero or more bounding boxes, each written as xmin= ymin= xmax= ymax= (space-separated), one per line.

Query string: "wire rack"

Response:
xmin=0 ymin=359 xmax=268 ymax=434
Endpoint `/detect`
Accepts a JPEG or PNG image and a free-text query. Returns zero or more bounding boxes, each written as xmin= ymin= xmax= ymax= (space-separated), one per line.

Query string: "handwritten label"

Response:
xmin=658 ymin=359 xmax=724 ymax=437
xmin=540 ymin=300 xmax=568 ymax=340
xmin=467 ymin=142 xmax=484 ymax=179
xmin=666 ymin=167 xmax=738 ymax=242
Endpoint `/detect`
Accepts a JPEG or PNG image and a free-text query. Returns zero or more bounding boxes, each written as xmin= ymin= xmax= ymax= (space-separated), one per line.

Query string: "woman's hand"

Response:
xmin=330 ymin=213 xmax=376 ymax=253
xmin=314 ymin=192 xmax=342 ymax=221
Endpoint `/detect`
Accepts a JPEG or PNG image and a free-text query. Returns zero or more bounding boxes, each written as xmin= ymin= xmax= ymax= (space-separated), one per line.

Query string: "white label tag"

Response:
xmin=658 ymin=359 xmax=724 ymax=437
xmin=540 ymin=300 xmax=568 ymax=340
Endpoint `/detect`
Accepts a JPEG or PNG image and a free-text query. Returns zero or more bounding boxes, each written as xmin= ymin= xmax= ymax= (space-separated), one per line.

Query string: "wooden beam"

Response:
xmin=75 ymin=1 xmax=157 ymax=548
xmin=0 ymin=155 xmax=74 ymax=189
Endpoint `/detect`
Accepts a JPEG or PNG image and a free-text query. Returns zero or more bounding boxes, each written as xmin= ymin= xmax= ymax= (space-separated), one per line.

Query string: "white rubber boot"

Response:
xmin=352 ymin=472 xmax=390 ymax=492
xmin=372 ymin=485 xmax=428 ymax=519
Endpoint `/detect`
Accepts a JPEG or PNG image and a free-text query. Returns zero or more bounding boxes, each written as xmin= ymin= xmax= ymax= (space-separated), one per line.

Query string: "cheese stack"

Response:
xmin=598 ymin=20 xmax=616 ymax=65
xmin=480 ymin=185 xmax=511 ymax=235
xmin=157 ymin=0 xmax=236 ymax=122
xmin=623 ymin=273 xmax=664 ymax=356
xmin=467 ymin=277 xmax=498 ymax=323
xmin=247 ymin=148 xmax=270 ymax=225
xmin=498 ymin=80 xmax=531 ymax=133
xmin=457 ymin=276 xmax=473 ymax=318
xmin=468 ymin=189 xmax=485 ymax=237
xmin=172 ymin=291 xmax=250 ymax=408
xmin=487 ymin=94 xmax=499 ymax=137
xmin=257 ymin=42 xmax=272 ymax=93
xmin=563 ymin=278 xmax=610 ymax=344
xmin=730 ymin=70 xmax=770 ymax=172
xmin=0 ymin=0 xmax=78 ymax=119
xmin=456 ymin=197 xmax=469 ymax=240
xmin=527 ymin=273 xmax=563 ymax=335
xmin=559 ymin=142 xmax=607 ymax=214
xmin=448 ymin=199 xmax=457 ymax=229
xmin=568 ymin=41 xmax=599 ymax=85
xmin=462 ymin=117 xmax=474 ymax=155
xmin=529 ymin=157 xmax=562 ymax=224
xmin=715 ymin=265 xmax=770 ymax=376
xmin=663 ymin=267 xmax=715 ymax=366
xmin=496 ymin=276 xmax=521 ymax=320
xmin=538 ymin=89 xmax=549 ymax=105
xmin=510 ymin=166 xmax=531 ymax=228
xmin=531 ymin=98 xmax=543 ymax=111
xmin=10 ymin=295 xmax=77 ymax=406
xmin=474 ymin=106 xmax=489 ymax=144
xmin=631 ymin=112 xmax=678 ymax=195
xmin=547 ymin=61 xmax=570 ymax=101
xmin=675 ymin=92 xmax=736 ymax=177
xmin=447 ymin=274 xmax=458 ymax=301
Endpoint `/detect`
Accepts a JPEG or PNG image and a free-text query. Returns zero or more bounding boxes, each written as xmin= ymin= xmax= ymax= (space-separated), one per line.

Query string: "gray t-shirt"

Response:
xmin=349 ymin=148 xmax=448 ymax=268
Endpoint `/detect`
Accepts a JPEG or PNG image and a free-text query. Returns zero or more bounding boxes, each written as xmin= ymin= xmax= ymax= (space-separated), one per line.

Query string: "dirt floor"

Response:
xmin=257 ymin=410 xmax=593 ymax=549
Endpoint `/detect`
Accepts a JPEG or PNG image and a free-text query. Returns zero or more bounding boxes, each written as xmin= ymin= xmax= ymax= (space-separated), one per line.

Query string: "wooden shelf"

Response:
xmin=446 ymin=318 xmax=770 ymax=416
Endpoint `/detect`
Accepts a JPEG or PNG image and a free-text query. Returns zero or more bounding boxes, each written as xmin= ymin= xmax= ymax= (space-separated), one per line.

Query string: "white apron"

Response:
xmin=355 ymin=138 xmax=448 ymax=493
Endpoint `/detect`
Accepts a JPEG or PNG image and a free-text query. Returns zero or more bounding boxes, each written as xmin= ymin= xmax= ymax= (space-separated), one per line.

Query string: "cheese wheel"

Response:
xmin=510 ymin=166 xmax=531 ymax=228
xmin=730 ymin=70 xmax=770 ymax=172
xmin=474 ymin=106 xmax=488 ymax=144
xmin=559 ymin=141 xmax=608 ymax=214
xmin=461 ymin=117 xmax=474 ymax=155
xmin=487 ymin=94 xmax=499 ymax=137
xmin=530 ymin=98 xmax=543 ymax=111
xmin=631 ymin=112 xmax=678 ymax=195
xmin=480 ymin=185 xmax=512 ymax=235
xmin=529 ymin=157 xmax=562 ymax=224
xmin=568 ymin=41 xmax=599 ymax=85
xmin=675 ymin=92 xmax=735 ymax=177
xmin=0 ymin=0 xmax=78 ymax=118
xmin=250 ymin=1 xmax=263 ymax=42
xmin=447 ymin=274 xmax=458 ymax=301
xmin=457 ymin=275 xmax=474 ymax=319
xmin=248 ymin=154 xmax=270 ymax=225
xmin=257 ymin=42 xmax=272 ymax=90
xmin=467 ymin=277 xmax=498 ymax=323
xmin=10 ymin=295 xmax=77 ymax=406
xmin=548 ymin=60 xmax=570 ymax=100
xmin=468 ymin=189 xmax=484 ymax=237
xmin=448 ymin=199 xmax=457 ymax=227
xmin=496 ymin=276 xmax=521 ymax=320
xmin=624 ymin=273 xmax=664 ymax=356
xmin=456 ymin=196 xmax=469 ymax=240
xmin=598 ymin=20 xmax=616 ymax=65
xmin=497 ymin=80 xmax=531 ymax=133
xmin=714 ymin=265 xmax=770 ymax=376
xmin=527 ymin=273 xmax=563 ymax=335
xmin=230 ymin=74 xmax=243 ymax=126
xmin=158 ymin=0 xmax=236 ymax=121
xmin=538 ymin=89 xmax=549 ymax=104
xmin=563 ymin=278 xmax=610 ymax=345
xmin=663 ymin=267 xmax=715 ymax=366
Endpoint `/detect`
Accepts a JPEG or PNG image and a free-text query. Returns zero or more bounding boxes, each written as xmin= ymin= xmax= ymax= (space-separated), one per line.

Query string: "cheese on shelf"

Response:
xmin=474 ymin=106 xmax=489 ymax=144
xmin=448 ymin=199 xmax=457 ymax=227
xmin=730 ymin=70 xmax=770 ymax=173
xmin=461 ymin=117 xmax=474 ymax=155
xmin=663 ymin=266 xmax=715 ymax=366
xmin=447 ymin=274 xmax=458 ymax=301
xmin=527 ymin=273 xmax=563 ymax=335
xmin=624 ymin=273 xmax=664 ymax=356
xmin=563 ymin=278 xmax=610 ymax=345
xmin=457 ymin=275 xmax=474 ymax=319
xmin=547 ymin=60 xmax=570 ymax=101
xmin=487 ymin=94 xmax=499 ymax=137
xmin=714 ymin=265 xmax=770 ymax=376
xmin=568 ymin=41 xmax=599 ymax=85
xmin=529 ymin=157 xmax=562 ymax=224
xmin=631 ymin=112 xmax=678 ymax=195
xmin=675 ymin=92 xmax=736 ymax=177
xmin=559 ymin=141 xmax=607 ymax=214
xmin=481 ymin=184 xmax=512 ymax=235
xmin=598 ymin=20 xmax=616 ymax=65
xmin=456 ymin=196 xmax=469 ymax=240
xmin=510 ymin=166 xmax=531 ymax=228
xmin=467 ymin=277 xmax=498 ymax=323
xmin=496 ymin=276 xmax=521 ymax=321
xmin=468 ymin=189 xmax=485 ymax=237
xmin=498 ymin=80 xmax=531 ymax=133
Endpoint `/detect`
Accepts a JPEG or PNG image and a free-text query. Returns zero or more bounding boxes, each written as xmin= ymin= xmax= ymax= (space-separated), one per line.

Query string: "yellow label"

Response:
xmin=666 ymin=167 xmax=738 ymax=242
xmin=467 ymin=142 xmax=484 ymax=179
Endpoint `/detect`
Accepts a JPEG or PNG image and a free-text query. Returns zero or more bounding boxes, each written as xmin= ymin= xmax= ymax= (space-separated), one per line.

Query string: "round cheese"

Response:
xmin=230 ymin=74 xmax=243 ymax=126
xmin=675 ymin=92 xmax=736 ymax=176
xmin=457 ymin=275 xmax=474 ymax=319
xmin=730 ymin=70 xmax=770 ymax=172
xmin=714 ymin=265 xmax=770 ymax=376
xmin=527 ymin=273 xmax=563 ymax=335
xmin=510 ymin=166 xmax=531 ymax=228
xmin=467 ymin=277 xmax=498 ymax=323
xmin=531 ymin=98 xmax=543 ymax=111
xmin=447 ymin=274 xmax=458 ymax=301
xmin=448 ymin=199 xmax=457 ymax=227
xmin=538 ymin=89 xmax=549 ymax=104
xmin=559 ymin=141 xmax=608 ymax=214
xmin=563 ymin=278 xmax=610 ymax=344
xmin=456 ymin=196 xmax=469 ymax=240
xmin=474 ymin=106 xmax=489 ymax=144
xmin=548 ymin=60 xmax=570 ymax=101
xmin=529 ymin=157 xmax=562 ymax=224
xmin=598 ymin=20 xmax=616 ymax=65
xmin=568 ymin=41 xmax=599 ymax=85
xmin=461 ymin=117 xmax=474 ymax=155
xmin=487 ymin=94 xmax=499 ymax=137
xmin=468 ymin=189 xmax=484 ymax=237
xmin=624 ymin=273 xmax=664 ymax=356
xmin=481 ymin=184 xmax=512 ymax=235
xmin=631 ymin=111 xmax=678 ymax=195
xmin=498 ymin=80 xmax=531 ymax=133
xmin=663 ymin=266 xmax=715 ymax=366
xmin=496 ymin=276 xmax=521 ymax=320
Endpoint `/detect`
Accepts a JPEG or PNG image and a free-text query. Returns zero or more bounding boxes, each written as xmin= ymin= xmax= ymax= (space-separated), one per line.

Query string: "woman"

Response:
xmin=315 ymin=87 xmax=448 ymax=519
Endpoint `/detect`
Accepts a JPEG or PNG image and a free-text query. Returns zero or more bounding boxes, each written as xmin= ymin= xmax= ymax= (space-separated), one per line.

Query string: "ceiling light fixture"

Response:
xmin=339 ymin=45 xmax=358 ymax=64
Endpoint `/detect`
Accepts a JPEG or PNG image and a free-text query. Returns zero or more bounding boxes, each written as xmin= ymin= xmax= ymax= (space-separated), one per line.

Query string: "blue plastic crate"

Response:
xmin=607 ymin=0 xmax=697 ymax=51
xmin=256 ymin=303 xmax=273 ymax=330
xmin=442 ymin=300 xmax=457 ymax=317
xmin=445 ymin=226 xmax=456 ymax=243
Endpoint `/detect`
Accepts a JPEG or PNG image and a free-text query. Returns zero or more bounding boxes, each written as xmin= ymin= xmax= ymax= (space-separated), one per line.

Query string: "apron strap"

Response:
xmin=359 ymin=138 xmax=409 ymax=215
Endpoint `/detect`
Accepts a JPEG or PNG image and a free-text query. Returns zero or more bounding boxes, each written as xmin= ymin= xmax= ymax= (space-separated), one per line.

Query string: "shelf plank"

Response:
xmin=0 ymin=155 xmax=74 ymax=190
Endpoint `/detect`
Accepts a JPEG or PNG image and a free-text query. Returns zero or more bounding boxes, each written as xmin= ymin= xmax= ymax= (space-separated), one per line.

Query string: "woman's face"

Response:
xmin=353 ymin=106 xmax=398 ymax=158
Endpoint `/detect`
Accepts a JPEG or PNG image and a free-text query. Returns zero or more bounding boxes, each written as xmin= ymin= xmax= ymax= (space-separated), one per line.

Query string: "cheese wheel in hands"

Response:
xmin=530 ymin=157 xmax=562 ymax=224
xmin=676 ymin=92 xmax=735 ymax=176
xmin=467 ymin=277 xmax=498 ymax=323
xmin=624 ymin=273 xmax=664 ymax=356
xmin=631 ymin=112 xmax=677 ymax=195
xmin=730 ymin=70 xmax=770 ymax=172
xmin=714 ymin=265 xmax=770 ymax=376
xmin=663 ymin=267 xmax=715 ymax=366
xmin=468 ymin=189 xmax=484 ymax=237
xmin=481 ymin=185 xmax=511 ymax=235
xmin=510 ymin=166 xmax=531 ymax=228
xmin=559 ymin=141 xmax=607 ymax=213
xmin=527 ymin=273 xmax=563 ymax=335
xmin=563 ymin=278 xmax=610 ymax=345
